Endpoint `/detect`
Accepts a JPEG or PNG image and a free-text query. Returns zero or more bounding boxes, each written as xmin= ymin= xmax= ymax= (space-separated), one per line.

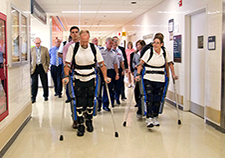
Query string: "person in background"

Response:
xmin=126 ymin=41 xmax=135 ymax=88
xmin=113 ymin=36 xmax=128 ymax=100
xmin=49 ymin=38 xmax=63 ymax=98
xmin=130 ymin=40 xmax=146 ymax=118
xmin=62 ymin=26 xmax=80 ymax=129
xmin=31 ymin=37 xmax=50 ymax=103
xmin=92 ymin=37 xmax=103 ymax=49
xmin=112 ymin=38 xmax=125 ymax=105
xmin=100 ymin=37 xmax=119 ymax=111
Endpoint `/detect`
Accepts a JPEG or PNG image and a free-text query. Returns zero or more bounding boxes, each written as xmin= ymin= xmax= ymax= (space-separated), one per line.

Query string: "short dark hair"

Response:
xmin=136 ymin=40 xmax=146 ymax=47
xmin=70 ymin=26 xmax=80 ymax=33
xmin=154 ymin=33 xmax=164 ymax=40
xmin=153 ymin=36 xmax=164 ymax=44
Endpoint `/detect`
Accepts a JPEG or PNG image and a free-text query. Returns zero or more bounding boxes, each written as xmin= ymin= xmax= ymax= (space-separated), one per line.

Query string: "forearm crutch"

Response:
xmin=172 ymin=78 xmax=181 ymax=125
xmin=59 ymin=79 xmax=68 ymax=141
xmin=105 ymin=83 xmax=119 ymax=137
xmin=123 ymin=81 xmax=137 ymax=127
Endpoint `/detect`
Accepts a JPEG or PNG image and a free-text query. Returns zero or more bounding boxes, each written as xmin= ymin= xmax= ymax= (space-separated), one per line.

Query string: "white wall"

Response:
xmin=0 ymin=0 xmax=31 ymax=130
xmin=31 ymin=16 xmax=51 ymax=49
xmin=109 ymin=0 xmax=222 ymax=120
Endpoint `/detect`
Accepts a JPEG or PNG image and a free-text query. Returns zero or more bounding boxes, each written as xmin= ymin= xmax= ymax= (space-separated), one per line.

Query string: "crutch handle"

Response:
xmin=172 ymin=76 xmax=178 ymax=84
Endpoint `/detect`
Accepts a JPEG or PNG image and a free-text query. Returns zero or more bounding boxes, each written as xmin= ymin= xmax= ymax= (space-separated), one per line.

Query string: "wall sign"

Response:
xmin=31 ymin=0 xmax=47 ymax=24
xmin=168 ymin=19 xmax=174 ymax=33
xmin=198 ymin=35 xmax=204 ymax=49
xmin=173 ymin=35 xmax=182 ymax=63
xmin=208 ymin=36 xmax=216 ymax=50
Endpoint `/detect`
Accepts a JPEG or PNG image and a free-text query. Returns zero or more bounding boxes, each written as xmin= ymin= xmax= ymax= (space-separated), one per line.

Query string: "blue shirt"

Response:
xmin=49 ymin=46 xmax=63 ymax=66
xmin=100 ymin=47 xmax=118 ymax=69
xmin=113 ymin=47 xmax=124 ymax=68
xmin=36 ymin=46 xmax=41 ymax=64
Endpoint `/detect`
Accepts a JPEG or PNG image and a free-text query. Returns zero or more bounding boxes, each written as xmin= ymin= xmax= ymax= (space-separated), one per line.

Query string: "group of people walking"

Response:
xmin=30 ymin=26 xmax=178 ymax=137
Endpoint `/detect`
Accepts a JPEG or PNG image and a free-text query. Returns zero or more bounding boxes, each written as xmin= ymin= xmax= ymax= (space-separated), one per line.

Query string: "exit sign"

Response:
xmin=178 ymin=0 xmax=182 ymax=7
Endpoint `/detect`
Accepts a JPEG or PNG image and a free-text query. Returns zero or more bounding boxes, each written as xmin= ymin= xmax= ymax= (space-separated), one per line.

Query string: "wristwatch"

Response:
xmin=136 ymin=73 xmax=141 ymax=76
xmin=64 ymin=75 xmax=70 ymax=79
xmin=64 ymin=63 xmax=71 ymax=68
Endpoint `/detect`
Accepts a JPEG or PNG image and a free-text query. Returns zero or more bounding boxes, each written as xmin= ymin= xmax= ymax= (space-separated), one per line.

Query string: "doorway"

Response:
xmin=185 ymin=9 xmax=206 ymax=119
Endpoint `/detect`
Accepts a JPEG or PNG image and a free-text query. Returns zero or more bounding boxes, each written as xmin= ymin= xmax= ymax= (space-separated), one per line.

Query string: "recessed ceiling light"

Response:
xmin=131 ymin=1 xmax=137 ymax=5
xmin=62 ymin=11 xmax=132 ymax=14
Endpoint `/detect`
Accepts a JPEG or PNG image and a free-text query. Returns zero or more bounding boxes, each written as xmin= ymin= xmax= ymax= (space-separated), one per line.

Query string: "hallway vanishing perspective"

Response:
xmin=3 ymin=88 xmax=225 ymax=158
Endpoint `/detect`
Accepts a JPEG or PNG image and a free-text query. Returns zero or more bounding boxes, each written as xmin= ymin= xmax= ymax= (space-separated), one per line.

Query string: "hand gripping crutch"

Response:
xmin=105 ymin=83 xmax=119 ymax=137
xmin=123 ymin=81 xmax=137 ymax=127
xmin=172 ymin=78 xmax=181 ymax=125
xmin=59 ymin=79 xmax=68 ymax=141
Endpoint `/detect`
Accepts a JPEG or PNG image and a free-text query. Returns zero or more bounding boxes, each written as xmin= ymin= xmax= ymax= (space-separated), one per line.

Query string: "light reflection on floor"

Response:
xmin=3 ymin=87 xmax=225 ymax=158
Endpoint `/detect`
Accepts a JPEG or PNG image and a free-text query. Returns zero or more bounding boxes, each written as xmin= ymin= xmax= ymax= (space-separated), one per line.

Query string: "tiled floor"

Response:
xmin=3 ymin=88 xmax=225 ymax=158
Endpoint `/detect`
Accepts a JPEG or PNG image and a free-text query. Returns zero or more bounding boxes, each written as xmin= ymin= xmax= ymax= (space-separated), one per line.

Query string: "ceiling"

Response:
xmin=35 ymin=0 xmax=164 ymax=38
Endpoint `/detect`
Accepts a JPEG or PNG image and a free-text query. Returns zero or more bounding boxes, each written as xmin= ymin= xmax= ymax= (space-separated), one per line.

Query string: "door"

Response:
xmin=190 ymin=11 xmax=206 ymax=118
xmin=0 ymin=13 xmax=8 ymax=122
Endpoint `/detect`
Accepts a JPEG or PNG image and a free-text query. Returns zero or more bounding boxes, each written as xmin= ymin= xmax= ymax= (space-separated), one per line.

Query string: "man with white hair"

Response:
xmin=31 ymin=37 xmax=50 ymax=103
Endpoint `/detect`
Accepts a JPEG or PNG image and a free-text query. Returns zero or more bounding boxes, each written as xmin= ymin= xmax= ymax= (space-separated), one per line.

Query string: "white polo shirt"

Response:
xmin=66 ymin=43 xmax=103 ymax=82
xmin=141 ymin=48 xmax=172 ymax=82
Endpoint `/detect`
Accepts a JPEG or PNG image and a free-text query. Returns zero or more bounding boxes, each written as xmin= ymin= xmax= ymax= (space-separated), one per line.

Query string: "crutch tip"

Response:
xmin=178 ymin=120 xmax=181 ymax=125
xmin=115 ymin=132 xmax=119 ymax=137
xmin=59 ymin=135 xmax=64 ymax=141
xmin=123 ymin=121 xmax=127 ymax=127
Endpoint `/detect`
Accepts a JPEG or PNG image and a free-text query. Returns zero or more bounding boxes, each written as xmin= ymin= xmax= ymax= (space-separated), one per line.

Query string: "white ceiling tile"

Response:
xmin=37 ymin=0 xmax=165 ymax=37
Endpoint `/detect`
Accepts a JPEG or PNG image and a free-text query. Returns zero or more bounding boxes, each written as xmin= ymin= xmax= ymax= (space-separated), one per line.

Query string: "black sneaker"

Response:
xmin=65 ymin=99 xmax=71 ymax=103
xmin=86 ymin=120 xmax=94 ymax=132
xmin=77 ymin=125 xmax=85 ymax=136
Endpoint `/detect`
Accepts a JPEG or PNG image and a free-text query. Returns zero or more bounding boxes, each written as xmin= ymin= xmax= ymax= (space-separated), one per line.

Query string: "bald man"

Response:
xmin=63 ymin=30 xmax=110 ymax=137
xmin=31 ymin=37 xmax=50 ymax=103
xmin=49 ymin=39 xmax=63 ymax=98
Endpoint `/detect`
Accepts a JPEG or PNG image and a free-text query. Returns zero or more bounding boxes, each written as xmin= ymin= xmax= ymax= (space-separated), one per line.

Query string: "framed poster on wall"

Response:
xmin=0 ymin=12 xmax=8 ymax=122
xmin=173 ymin=35 xmax=182 ymax=63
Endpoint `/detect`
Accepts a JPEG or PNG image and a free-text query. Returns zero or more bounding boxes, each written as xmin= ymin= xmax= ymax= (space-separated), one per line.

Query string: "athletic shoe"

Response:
xmin=136 ymin=114 xmax=143 ymax=119
xmin=103 ymin=107 xmax=111 ymax=112
xmin=65 ymin=99 xmax=71 ymax=103
xmin=77 ymin=125 xmax=85 ymax=137
xmin=146 ymin=118 xmax=154 ymax=128
xmin=86 ymin=120 xmax=94 ymax=132
xmin=153 ymin=117 xmax=160 ymax=126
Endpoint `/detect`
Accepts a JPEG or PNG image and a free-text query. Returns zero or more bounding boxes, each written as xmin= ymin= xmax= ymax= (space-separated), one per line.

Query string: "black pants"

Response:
xmin=144 ymin=79 xmax=165 ymax=118
xmin=74 ymin=79 xmax=95 ymax=125
xmin=97 ymin=68 xmax=104 ymax=109
xmin=115 ymin=68 xmax=123 ymax=102
xmin=50 ymin=64 xmax=63 ymax=96
xmin=31 ymin=64 xmax=48 ymax=100
xmin=121 ymin=71 xmax=126 ymax=99
xmin=103 ymin=69 xmax=115 ymax=108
